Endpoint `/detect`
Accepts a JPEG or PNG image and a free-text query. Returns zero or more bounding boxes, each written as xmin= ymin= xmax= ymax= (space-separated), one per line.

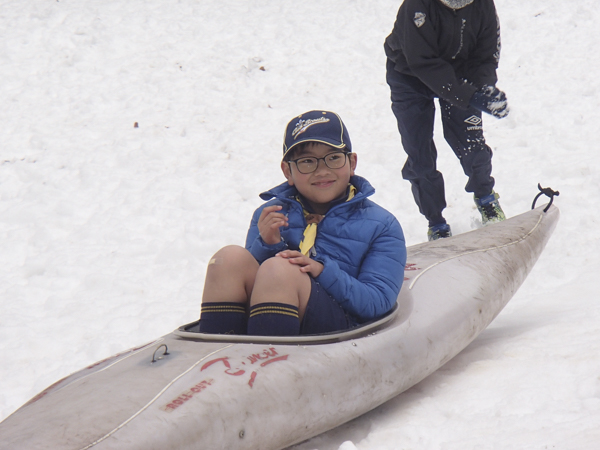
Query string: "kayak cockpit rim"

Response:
xmin=173 ymin=302 xmax=400 ymax=345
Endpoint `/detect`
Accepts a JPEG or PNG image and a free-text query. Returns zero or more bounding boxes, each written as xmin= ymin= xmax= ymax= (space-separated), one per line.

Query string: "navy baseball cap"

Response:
xmin=282 ymin=110 xmax=352 ymax=160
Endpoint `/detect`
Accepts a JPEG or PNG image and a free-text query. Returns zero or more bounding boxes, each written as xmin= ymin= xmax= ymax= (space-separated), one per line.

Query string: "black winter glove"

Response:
xmin=469 ymin=86 xmax=509 ymax=118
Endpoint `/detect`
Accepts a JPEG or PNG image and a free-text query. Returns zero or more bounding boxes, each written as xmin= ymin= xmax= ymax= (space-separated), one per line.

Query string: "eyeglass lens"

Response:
xmin=293 ymin=152 xmax=348 ymax=174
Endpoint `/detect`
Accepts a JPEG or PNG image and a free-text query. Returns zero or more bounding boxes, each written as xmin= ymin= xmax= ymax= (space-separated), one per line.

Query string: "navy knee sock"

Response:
xmin=198 ymin=302 xmax=247 ymax=335
xmin=247 ymin=303 xmax=300 ymax=336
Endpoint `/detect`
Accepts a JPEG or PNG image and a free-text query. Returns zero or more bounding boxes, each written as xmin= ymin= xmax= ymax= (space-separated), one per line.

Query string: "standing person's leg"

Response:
xmin=198 ymin=245 xmax=259 ymax=335
xmin=386 ymin=61 xmax=447 ymax=229
xmin=439 ymin=101 xmax=494 ymax=197
xmin=440 ymin=101 xmax=505 ymax=224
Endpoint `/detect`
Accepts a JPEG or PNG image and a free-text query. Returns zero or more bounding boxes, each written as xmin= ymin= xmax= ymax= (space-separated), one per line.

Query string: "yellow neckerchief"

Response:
xmin=298 ymin=185 xmax=357 ymax=256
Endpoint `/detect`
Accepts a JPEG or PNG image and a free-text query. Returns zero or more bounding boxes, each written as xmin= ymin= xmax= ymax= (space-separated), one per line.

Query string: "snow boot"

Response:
xmin=475 ymin=191 xmax=506 ymax=225
xmin=428 ymin=223 xmax=452 ymax=241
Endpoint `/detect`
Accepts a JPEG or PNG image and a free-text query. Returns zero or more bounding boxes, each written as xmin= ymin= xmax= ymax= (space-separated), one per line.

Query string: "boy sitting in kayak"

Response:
xmin=198 ymin=110 xmax=407 ymax=336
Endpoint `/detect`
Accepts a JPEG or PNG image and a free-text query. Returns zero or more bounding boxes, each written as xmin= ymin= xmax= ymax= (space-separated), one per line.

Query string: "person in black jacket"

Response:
xmin=385 ymin=0 xmax=509 ymax=241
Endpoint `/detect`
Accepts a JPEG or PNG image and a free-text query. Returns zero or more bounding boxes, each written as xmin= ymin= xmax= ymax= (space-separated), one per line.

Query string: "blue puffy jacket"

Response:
xmin=245 ymin=175 xmax=406 ymax=323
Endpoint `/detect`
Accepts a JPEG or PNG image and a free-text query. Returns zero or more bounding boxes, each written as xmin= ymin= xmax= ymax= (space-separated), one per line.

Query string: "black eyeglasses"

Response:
xmin=287 ymin=152 xmax=350 ymax=174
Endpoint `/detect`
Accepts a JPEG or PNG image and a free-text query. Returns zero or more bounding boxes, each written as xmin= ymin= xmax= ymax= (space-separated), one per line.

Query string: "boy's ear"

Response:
xmin=349 ymin=153 xmax=358 ymax=176
xmin=281 ymin=161 xmax=294 ymax=186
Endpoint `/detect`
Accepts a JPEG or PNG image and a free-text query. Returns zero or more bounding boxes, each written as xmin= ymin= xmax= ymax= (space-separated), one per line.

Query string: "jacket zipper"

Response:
xmin=451 ymin=18 xmax=467 ymax=60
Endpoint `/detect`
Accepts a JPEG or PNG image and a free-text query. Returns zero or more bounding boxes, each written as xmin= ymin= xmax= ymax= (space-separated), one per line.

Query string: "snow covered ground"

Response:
xmin=1 ymin=0 xmax=599 ymax=448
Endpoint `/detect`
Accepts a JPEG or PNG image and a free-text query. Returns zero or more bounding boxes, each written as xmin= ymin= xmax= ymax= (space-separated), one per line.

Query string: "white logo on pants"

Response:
xmin=464 ymin=115 xmax=482 ymax=126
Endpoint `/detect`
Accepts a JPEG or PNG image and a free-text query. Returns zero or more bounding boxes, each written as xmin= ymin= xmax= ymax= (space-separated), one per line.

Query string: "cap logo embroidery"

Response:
xmin=292 ymin=117 xmax=330 ymax=140
xmin=413 ymin=12 xmax=426 ymax=28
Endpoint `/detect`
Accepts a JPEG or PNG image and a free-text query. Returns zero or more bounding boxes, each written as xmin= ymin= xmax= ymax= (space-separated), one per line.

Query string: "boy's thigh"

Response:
xmin=300 ymin=278 xmax=351 ymax=335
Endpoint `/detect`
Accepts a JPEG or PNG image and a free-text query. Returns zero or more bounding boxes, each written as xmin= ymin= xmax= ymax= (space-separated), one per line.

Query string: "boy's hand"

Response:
xmin=276 ymin=250 xmax=324 ymax=277
xmin=258 ymin=205 xmax=289 ymax=245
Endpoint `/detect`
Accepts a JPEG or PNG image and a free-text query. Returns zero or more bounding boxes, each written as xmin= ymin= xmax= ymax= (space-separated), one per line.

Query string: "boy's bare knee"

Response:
xmin=252 ymin=257 xmax=311 ymax=312
xmin=257 ymin=256 xmax=306 ymax=284
xmin=213 ymin=245 xmax=247 ymax=258
xmin=209 ymin=245 xmax=254 ymax=267
xmin=203 ymin=246 xmax=259 ymax=303
xmin=206 ymin=246 xmax=258 ymax=283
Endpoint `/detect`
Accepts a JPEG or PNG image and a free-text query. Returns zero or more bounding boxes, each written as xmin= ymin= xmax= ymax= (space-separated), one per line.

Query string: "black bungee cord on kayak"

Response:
xmin=532 ymin=183 xmax=560 ymax=212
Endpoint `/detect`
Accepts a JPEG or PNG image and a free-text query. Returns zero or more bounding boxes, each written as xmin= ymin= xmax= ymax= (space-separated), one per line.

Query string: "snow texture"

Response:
xmin=0 ymin=0 xmax=599 ymax=448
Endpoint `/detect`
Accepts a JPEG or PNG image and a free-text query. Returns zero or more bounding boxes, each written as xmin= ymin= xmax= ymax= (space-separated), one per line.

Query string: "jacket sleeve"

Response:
xmin=399 ymin=1 xmax=477 ymax=108
xmin=466 ymin=1 xmax=500 ymax=87
xmin=245 ymin=205 xmax=288 ymax=264
xmin=314 ymin=217 xmax=407 ymax=322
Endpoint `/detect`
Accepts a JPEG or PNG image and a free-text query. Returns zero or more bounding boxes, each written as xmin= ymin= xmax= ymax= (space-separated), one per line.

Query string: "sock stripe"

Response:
xmin=199 ymin=302 xmax=247 ymax=335
xmin=201 ymin=304 xmax=246 ymax=315
xmin=249 ymin=304 xmax=299 ymax=319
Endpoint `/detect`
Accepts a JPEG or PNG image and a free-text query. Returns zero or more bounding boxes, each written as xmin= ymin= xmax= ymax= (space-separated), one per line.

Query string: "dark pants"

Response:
xmin=386 ymin=60 xmax=495 ymax=226
xmin=300 ymin=278 xmax=351 ymax=334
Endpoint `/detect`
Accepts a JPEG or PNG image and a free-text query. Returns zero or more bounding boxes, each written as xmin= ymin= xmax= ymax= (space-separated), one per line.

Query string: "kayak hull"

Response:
xmin=0 ymin=205 xmax=559 ymax=450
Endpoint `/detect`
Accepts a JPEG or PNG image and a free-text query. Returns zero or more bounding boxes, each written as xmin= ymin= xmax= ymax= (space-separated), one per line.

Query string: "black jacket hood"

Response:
xmin=438 ymin=0 xmax=475 ymax=9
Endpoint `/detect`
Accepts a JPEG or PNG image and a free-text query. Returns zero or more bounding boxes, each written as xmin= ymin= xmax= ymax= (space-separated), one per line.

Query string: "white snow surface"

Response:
xmin=1 ymin=0 xmax=599 ymax=448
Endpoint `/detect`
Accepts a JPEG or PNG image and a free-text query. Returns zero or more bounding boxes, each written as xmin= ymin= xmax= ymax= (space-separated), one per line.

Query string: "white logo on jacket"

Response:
xmin=413 ymin=12 xmax=426 ymax=28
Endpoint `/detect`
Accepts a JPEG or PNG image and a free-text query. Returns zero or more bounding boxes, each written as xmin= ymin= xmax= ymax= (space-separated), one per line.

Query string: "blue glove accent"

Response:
xmin=470 ymin=86 xmax=509 ymax=118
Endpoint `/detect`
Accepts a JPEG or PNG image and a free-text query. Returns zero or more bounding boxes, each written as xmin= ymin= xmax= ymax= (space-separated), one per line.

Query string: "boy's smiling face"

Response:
xmin=281 ymin=142 xmax=357 ymax=214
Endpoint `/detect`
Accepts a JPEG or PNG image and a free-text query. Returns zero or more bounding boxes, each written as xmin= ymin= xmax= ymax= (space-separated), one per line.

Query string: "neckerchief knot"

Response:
xmin=298 ymin=185 xmax=356 ymax=256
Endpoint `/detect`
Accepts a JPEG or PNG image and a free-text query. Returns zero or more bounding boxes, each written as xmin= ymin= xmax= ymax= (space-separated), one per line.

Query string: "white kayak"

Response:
xmin=0 ymin=204 xmax=559 ymax=450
